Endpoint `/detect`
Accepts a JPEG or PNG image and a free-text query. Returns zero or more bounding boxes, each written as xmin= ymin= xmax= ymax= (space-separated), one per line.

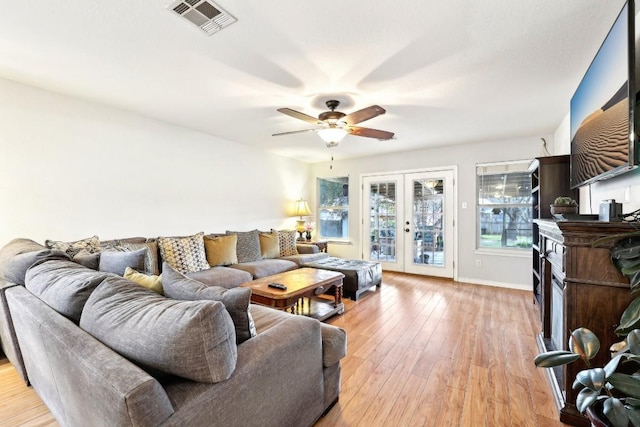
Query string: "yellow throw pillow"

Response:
xmin=124 ymin=267 xmax=163 ymax=295
xmin=204 ymin=235 xmax=238 ymax=266
xmin=259 ymin=232 xmax=280 ymax=259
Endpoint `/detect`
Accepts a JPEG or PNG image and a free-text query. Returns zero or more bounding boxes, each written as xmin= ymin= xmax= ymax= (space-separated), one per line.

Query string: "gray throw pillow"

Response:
xmin=73 ymin=250 xmax=100 ymax=270
xmin=80 ymin=277 xmax=237 ymax=383
xmin=101 ymin=242 xmax=159 ymax=275
xmin=25 ymin=259 xmax=117 ymax=322
xmin=162 ymin=263 xmax=257 ymax=344
xmin=226 ymin=230 xmax=261 ymax=263
xmin=98 ymin=248 xmax=147 ymax=276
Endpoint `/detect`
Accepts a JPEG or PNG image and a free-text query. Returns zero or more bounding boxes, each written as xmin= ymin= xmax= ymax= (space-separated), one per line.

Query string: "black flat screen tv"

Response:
xmin=570 ymin=0 xmax=640 ymax=188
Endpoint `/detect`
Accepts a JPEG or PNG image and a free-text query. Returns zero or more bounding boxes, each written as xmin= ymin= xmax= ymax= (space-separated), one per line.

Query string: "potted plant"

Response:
xmin=535 ymin=231 xmax=640 ymax=426
xmin=550 ymin=196 xmax=579 ymax=217
xmin=535 ymin=327 xmax=640 ymax=426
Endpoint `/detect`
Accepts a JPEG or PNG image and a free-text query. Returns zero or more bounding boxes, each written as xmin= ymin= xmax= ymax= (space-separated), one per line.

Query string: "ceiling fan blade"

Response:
xmin=277 ymin=108 xmax=321 ymax=125
xmin=349 ymin=126 xmax=395 ymax=140
xmin=342 ymin=105 xmax=386 ymax=125
xmin=272 ymin=129 xmax=317 ymax=137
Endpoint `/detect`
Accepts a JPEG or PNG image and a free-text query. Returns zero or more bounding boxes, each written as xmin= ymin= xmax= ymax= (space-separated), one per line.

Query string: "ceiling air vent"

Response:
xmin=168 ymin=0 xmax=237 ymax=36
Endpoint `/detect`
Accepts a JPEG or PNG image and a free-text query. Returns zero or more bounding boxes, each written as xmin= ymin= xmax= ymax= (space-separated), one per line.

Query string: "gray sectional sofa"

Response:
xmin=0 ymin=235 xmax=345 ymax=427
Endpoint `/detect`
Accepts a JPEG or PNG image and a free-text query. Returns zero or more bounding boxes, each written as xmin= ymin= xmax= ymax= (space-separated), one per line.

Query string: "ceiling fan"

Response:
xmin=273 ymin=100 xmax=395 ymax=148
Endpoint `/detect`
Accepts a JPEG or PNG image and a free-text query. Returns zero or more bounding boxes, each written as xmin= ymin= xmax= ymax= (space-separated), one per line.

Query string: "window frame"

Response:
xmin=317 ymin=176 xmax=350 ymax=242
xmin=476 ymin=160 xmax=533 ymax=252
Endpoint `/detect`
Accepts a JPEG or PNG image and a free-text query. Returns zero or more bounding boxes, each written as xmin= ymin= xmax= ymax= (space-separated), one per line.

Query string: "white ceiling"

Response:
xmin=0 ymin=0 xmax=627 ymax=163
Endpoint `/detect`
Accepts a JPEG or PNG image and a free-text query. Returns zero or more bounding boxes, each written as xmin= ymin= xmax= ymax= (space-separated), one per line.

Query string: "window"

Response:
xmin=318 ymin=177 xmax=349 ymax=240
xmin=477 ymin=161 xmax=532 ymax=250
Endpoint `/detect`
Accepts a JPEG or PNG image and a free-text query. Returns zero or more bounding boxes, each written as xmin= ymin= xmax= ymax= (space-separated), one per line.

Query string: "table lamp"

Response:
xmin=292 ymin=199 xmax=312 ymax=240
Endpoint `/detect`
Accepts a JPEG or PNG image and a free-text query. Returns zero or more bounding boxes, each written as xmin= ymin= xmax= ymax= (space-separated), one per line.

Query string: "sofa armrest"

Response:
xmin=6 ymin=286 xmax=174 ymax=426
xmin=296 ymin=244 xmax=319 ymax=254
xmin=320 ymin=323 xmax=347 ymax=367
xmin=163 ymin=315 xmax=326 ymax=427
xmin=0 ymin=280 xmax=27 ymax=383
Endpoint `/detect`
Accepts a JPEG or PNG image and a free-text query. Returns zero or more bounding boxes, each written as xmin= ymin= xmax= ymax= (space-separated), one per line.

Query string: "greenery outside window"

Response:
xmin=318 ymin=177 xmax=349 ymax=240
xmin=477 ymin=161 xmax=532 ymax=250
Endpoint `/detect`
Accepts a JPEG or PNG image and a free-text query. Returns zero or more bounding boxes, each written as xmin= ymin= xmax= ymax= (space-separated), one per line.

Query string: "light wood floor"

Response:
xmin=0 ymin=271 xmax=569 ymax=426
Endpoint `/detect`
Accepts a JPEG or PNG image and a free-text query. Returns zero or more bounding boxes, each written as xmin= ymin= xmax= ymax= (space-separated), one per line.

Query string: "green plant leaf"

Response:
xmin=626 ymin=397 xmax=640 ymax=408
xmin=570 ymin=328 xmax=600 ymax=361
xmin=628 ymin=406 xmax=640 ymax=427
xmin=615 ymin=257 xmax=640 ymax=270
xmin=574 ymin=368 xmax=606 ymax=391
xmin=617 ymin=297 xmax=640 ymax=337
xmin=604 ymin=397 xmax=629 ymax=427
xmin=594 ymin=233 xmax=640 ymax=248
xmin=629 ymin=331 xmax=640 ymax=355
xmin=632 ymin=270 xmax=640 ymax=292
xmin=577 ymin=388 xmax=600 ymax=413
xmin=605 ymin=355 xmax=624 ymax=378
xmin=610 ymin=373 xmax=640 ymax=400
xmin=622 ymin=263 xmax=640 ymax=277
xmin=534 ymin=351 xmax=580 ymax=367
xmin=610 ymin=237 xmax=640 ymax=260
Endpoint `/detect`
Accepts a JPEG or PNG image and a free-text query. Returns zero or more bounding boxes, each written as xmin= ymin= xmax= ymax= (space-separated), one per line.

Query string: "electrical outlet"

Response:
xmin=475 ymin=259 xmax=482 ymax=267
xmin=462 ymin=202 xmax=468 ymax=209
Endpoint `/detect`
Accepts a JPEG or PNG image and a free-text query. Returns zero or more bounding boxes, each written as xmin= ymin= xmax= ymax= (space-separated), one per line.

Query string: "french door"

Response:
xmin=363 ymin=170 xmax=455 ymax=278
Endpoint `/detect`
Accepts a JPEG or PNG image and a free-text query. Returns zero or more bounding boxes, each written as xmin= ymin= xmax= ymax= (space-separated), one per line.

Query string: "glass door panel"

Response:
xmin=363 ymin=175 xmax=404 ymax=272
xmin=404 ymin=170 xmax=454 ymax=277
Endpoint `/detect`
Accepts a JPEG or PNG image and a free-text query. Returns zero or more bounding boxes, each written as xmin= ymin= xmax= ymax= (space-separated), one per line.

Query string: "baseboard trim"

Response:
xmin=457 ymin=277 xmax=529 ymax=292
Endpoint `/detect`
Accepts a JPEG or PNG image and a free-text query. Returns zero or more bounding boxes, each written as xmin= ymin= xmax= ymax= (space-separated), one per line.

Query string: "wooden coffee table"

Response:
xmin=241 ymin=268 xmax=345 ymax=321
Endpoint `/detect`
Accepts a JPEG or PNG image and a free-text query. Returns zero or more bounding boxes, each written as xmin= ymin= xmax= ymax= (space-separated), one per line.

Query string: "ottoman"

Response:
xmin=305 ymin=257 xmax=382 ymax=301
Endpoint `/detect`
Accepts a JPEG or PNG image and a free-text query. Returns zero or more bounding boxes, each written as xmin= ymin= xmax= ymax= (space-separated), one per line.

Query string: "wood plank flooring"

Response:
xmin=0 ymin=271 xmax=569 ymax=426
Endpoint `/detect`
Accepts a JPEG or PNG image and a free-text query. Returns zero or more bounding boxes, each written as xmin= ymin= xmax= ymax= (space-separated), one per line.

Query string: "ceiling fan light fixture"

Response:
xmin=317 ymin=128 xmax=348 ymax=145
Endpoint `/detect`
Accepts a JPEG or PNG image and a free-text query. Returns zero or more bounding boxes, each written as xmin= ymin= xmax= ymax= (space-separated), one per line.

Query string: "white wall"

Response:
xmin=310 ymin=136 xmax=549 ymax=290
xmin=553 ymin=112 xmax=640 ymax=214
xmin=0 ymin=78 xmax=311 ymax=247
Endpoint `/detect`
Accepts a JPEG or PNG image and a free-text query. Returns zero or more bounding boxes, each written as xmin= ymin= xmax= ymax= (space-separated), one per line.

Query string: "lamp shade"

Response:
xmin=317 ymin=128 xmax=348 ymax=145
xmin=292 ymin=199 xmax=312 ymax=217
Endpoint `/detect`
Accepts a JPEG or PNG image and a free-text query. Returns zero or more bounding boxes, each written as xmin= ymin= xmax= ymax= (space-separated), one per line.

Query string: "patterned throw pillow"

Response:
xmin=157 ymin=232 xmax=209 ymax=274
xmin=277 ymin=230 xmax=299 ymax=257
xmin=226 ymin=230 xmax=261 ymax=263
xmin=45 ymin=235 xmax=101 ymax=257
xmin=203 ymin=235 xmax=238 ymax=266
xmin=259 ymin=232 xmax=280 ymax=259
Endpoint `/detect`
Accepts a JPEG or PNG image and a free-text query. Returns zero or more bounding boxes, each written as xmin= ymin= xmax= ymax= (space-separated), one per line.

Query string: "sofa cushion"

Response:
xmin=2 ymin=247 xmax=70 ymax=285
xmin=80 ymin=277 xmax=237 ymax=383
xmin=157 ymin=232 xmax=209 ymax=274
xmin=203 ymin=235 xmax=238 ymax=266
xmin=25 ymin=259 xmax=117 ymax=322
xmin=226 ymin=230 xmax=261 ymax=263
xmin=277 ymin=230 xmax=299 ymax=257
xmin=250 ymin=304 xmax=346 ymax=367
xmin=45 ymin=235 xmax=101 ymax=257
xmin=185 ymin=266 xmax=253 ymax=289
xmin=281 ymin=252 xmax=330 ymax=267
xmin=99 ymin=248 xmax=147 ymax=276
xmin=229 ymin=259 xmax=298 ymax=279
xmin=259 ymin=232 xmax=280 ymax=259
xmin=162 ymin=263 xmax=256 ymax=344
xmin=124 ymin=267 xmax=163 ymax=295
xmin=0 ymin=238 xmax=48 ymax=282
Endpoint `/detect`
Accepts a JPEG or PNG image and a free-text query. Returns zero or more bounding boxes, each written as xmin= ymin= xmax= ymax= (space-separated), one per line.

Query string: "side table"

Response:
xmin=307 ymin=241 xmax=328 ymax=253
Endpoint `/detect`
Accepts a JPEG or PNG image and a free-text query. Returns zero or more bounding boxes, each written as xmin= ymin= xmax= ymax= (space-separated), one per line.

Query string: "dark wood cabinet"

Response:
xmin=529 ymin=155 xmax=575 ymax=309
xmin=536 ymin=220 xmax=636 ymax=426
